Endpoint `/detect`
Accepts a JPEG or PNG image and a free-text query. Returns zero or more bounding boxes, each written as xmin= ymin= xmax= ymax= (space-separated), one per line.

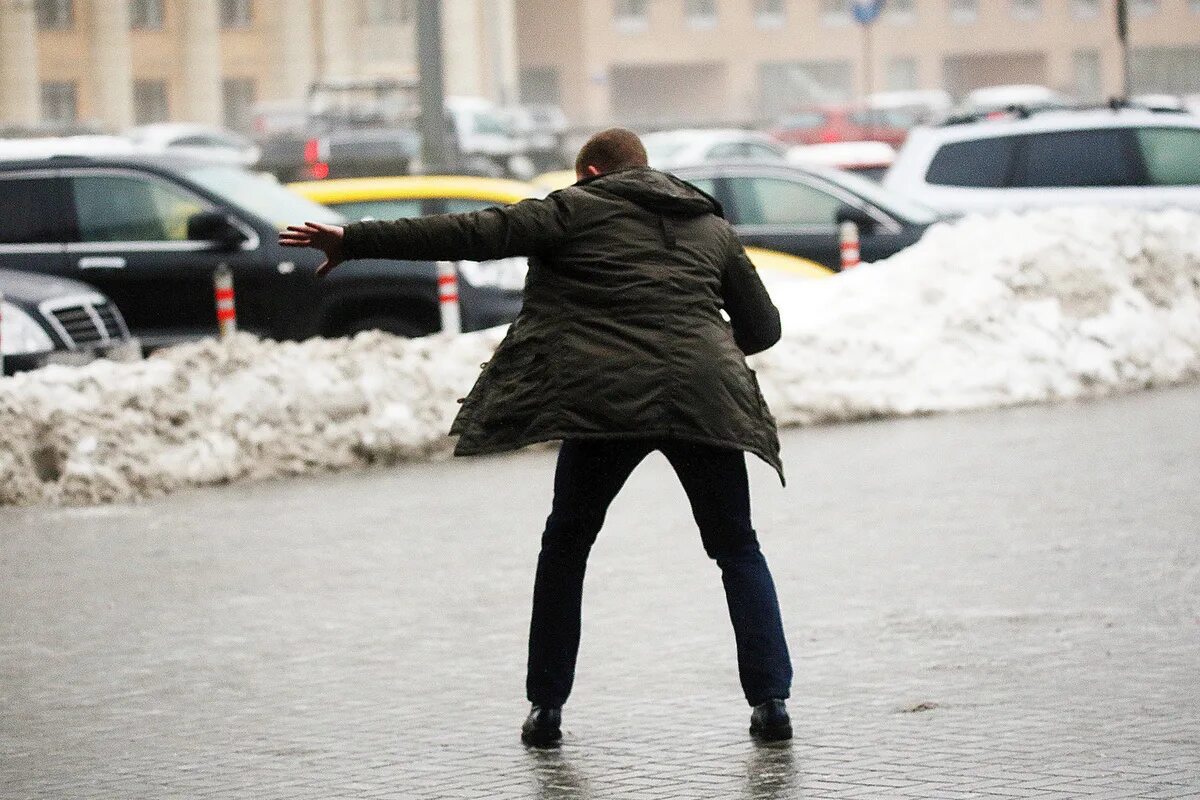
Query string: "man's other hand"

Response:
xmin=279 ymin=222 xmax=346 ymax=277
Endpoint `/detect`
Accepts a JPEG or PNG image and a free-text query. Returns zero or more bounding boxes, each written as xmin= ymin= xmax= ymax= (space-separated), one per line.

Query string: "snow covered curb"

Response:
xmin=2 ymin=207 xmax=1199 ymax=506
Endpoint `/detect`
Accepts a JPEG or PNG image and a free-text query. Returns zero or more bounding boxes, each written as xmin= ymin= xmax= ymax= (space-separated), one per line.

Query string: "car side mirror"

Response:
xmin=835 ymin=204 xmax=878 ymax=234
xmin=187 ymin=211 xmax=247 ymax=251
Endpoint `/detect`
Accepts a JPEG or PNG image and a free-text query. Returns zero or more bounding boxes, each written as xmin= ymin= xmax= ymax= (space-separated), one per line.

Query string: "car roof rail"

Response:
xmin=937 ymin=97 xmax=1188 ymax=127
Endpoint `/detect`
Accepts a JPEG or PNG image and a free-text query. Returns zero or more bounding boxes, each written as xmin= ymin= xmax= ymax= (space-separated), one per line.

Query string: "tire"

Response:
xmin=340 ymin=315 xmax=426 ymax=338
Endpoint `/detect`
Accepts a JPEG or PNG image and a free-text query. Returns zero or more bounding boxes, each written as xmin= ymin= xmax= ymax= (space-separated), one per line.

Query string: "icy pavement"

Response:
xmin=2 ymin=208 xmax=1199 ymax=506
xmin=3 ymin=386 xmax=1199 ymax=798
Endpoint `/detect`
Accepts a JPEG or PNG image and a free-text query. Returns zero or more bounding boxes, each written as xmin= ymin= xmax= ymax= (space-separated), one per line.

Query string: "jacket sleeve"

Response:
xmin=720 ymin=235 xmax=782 ymax=356
xmin=340 ymin=192 xmax=575 ymax=262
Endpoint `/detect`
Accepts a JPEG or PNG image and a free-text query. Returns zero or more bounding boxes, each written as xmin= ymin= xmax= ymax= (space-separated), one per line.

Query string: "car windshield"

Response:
xmin=813 ymin=165 xmax=941 ymax=224
xmin=185 ymin=165 xmax=347 ymax=228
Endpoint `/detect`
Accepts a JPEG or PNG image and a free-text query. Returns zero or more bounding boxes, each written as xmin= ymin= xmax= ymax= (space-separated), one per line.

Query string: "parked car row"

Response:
xmin=0 ymin=154 xmax=525 ymax=360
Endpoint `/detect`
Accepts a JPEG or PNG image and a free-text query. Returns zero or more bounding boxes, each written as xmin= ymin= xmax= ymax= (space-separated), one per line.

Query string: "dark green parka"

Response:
xmin=341 ymin=167 xmax=784 ymax=482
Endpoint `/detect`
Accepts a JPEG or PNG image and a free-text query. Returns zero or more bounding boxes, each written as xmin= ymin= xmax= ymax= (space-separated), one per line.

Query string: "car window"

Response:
xmin=925 ymin=136 xmax=1017 ymax=187
xmin=744 ymin=143 xmax=784 ymax=161
xmin=727 ymin=177 xmax=842 ymax=226
xmin=683 ymin=177 xmax=717 ymax=196
xmin=329 ymin=199 xmax=423 ymax=220
xmin=707 ymin=142 xmax=746 ymax=160
xmin=187 ymin=166 xmax=345 ymax=227
xmin=1136 ymin=127 xmax=1200 ymax=187
xmin=71 ymin=174 xmax=207 ymax=242
xmin=1014 ymin=129 xmax=1140 ymax=188
xmin=778 ymin=112 xmax=827 ymax=128
xmin=0 ymin=176 xmax=72 ymax=244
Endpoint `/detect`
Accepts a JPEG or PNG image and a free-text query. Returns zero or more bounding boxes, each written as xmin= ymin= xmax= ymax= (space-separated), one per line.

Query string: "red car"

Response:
xmin=769 ymin=105 xmax=915 ymax=148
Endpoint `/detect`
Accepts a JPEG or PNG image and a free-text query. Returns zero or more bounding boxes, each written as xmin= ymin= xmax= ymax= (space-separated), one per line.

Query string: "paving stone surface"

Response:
xmin=2 ymin=385 xmax=1199 ymax=799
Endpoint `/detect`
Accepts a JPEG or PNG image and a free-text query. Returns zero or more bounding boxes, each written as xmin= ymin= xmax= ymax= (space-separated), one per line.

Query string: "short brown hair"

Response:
xmin=575 ymin=128 xmax=649 ymax=175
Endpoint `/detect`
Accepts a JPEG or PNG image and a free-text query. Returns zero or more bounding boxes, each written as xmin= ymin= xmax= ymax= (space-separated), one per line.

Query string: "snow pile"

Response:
xmin=1 ymin=207 xmax=1198 ymax=506
xmin=0 ymin=331 xmax=501 ymax=506
xmin=751 ymin=207 xmax=1200 ymax=425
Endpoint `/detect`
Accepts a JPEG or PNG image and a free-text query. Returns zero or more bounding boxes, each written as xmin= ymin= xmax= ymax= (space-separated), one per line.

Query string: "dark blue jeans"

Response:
xmin=527 ymin=438 xmax=793 ymax=708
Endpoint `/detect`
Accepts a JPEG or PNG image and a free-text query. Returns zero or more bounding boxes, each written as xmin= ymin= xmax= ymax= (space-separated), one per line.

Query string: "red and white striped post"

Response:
xmin=839 ymin=221 xmax=861 ymax=271
xmin=213 ymin=263 xmax=237 ymax=339
xmin=437 ymin=260 xmax=461 ymax=335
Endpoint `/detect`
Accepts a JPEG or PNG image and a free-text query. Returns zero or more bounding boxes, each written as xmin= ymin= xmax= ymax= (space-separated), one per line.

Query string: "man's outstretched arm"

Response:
xmin=280 ymin=192 xmax=575 ymax=276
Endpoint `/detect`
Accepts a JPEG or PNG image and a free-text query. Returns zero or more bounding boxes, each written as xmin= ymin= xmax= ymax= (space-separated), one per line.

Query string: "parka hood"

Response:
xmin=578 ymin=167 xmax=723 ymax=219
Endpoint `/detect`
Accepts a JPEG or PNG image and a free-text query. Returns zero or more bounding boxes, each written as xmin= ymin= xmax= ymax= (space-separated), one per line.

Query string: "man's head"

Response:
xmin=574 ymin=128 xmax=649 ymax=181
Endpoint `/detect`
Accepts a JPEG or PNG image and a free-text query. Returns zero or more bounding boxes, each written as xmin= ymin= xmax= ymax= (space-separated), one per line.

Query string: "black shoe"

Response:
xmin=749 ymin=699 xmax=792 ymax=742
xmin=521 ymin=704 xmax=562 ymax=748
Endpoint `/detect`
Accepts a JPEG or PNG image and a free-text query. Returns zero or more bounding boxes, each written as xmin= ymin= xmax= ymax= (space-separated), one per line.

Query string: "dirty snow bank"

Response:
xmin=0 ymin=331 xmax=501 ymax=506
xmin=2 ymin=207 xmax=1198 ymax=506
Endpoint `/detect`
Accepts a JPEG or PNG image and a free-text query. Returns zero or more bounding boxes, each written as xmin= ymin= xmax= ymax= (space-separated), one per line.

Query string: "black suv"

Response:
xmin=0 ymin=155 xmax=523 ymax=350
xmin=1 ymin=267 xmax=138 ymax=375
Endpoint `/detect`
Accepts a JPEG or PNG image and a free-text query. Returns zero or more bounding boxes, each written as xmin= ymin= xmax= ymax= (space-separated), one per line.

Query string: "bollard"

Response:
xmin=0 ymin=290 xmax=4 ymax=376
xmin=437 ymin=260 xmax=461 ymax=335
xmin=839 ymin=221 xmax=861 ymax=271
xmin=213 ymin=263 xmax=237 ymax=339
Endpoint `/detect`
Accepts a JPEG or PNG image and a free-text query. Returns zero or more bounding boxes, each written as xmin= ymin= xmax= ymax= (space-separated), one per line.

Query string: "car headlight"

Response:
xmin=1 ymin=302 xmax=55 ymax=355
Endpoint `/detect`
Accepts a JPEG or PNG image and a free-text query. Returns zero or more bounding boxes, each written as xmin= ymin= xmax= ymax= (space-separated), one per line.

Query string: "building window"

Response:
xmin=684 ymin=0 xmax=717 ymax=29
xmin=755 ymin=0 xmax=785 ymax=28
xmin=949 ymin=0 xmax=977 ymax=23
xmin=886 ymin=57 xmax=919 ymax=91
xmin=520 ymin=67 xmax=561 ymax=105
xmin=821 ymin=0 xmax=851 ymax=25
xmin=1072 ymin=51 xmax=1101 ymax=102
xmin=363 ymin=0 xmax=413 ymax=24
xmin=41 ymin=81 xmax=78 ymax=125
xmin=759 ymin=60 xmax=853 ymax=117
xmin=1131 ymin=0 xmax=1159 ymax=15
xmin=613 ymin=0 xmax=648 ymax=31
xmin=129 ymin=0 xmax=164 ymax=30
xmin=886 ymin=0 xmax=916 ymax=23
xmin=1132 ymin=46 xmax=1200 ymax=95
xmin=36 ymin=0 xmax=73 ymax=29
xmin=223 ymin=78 xmax=257 ymax=133
xmin=133 ymin=80 xmax=169 ymax=124
xmin=1071 ymin=0 xmax=1100 ymax=18
xmin=219 ymin=0 xmax=253 ymax=28
xmin=1011 ymin=0 xmax=1040 ymax=20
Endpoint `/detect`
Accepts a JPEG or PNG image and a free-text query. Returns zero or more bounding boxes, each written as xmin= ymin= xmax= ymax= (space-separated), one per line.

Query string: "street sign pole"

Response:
xmin=852 ymin=1 xmax=885 ymax=128
xmin=416 ymin=0 xmax=451 ymax=172
xmin=1116 ymin=0 xmax=1132 ymax=99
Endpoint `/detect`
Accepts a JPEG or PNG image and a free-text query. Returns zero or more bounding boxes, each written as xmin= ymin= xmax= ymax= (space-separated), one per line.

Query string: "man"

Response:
xmin=279 ymin=128 xmax=793 ymax=746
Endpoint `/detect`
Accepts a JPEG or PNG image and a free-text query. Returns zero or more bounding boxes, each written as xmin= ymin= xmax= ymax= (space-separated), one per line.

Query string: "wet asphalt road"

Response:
xmin=2 ymin=385 xmax=1198 ymax=799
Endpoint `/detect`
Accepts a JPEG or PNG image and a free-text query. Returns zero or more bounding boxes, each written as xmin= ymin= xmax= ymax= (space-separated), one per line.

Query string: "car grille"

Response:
xmin=41 ymin=298 xmax=128 ymax=349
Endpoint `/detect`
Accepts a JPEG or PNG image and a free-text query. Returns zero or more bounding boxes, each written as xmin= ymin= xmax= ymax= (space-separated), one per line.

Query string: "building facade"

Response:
xmin=515 ymin=0 xmax=1200 ymax=129
xmin=0 ymin=0 xmax=518 ymax=133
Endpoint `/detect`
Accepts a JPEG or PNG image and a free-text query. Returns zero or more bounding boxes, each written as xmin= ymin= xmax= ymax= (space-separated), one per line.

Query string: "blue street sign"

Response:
xmin=852 ymin=0 xmax=885 ymax=25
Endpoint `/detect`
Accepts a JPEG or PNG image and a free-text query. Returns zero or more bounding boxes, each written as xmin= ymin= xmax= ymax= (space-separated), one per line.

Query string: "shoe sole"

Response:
xmin=750 ymin=723 xmax=793 ymax=742
xmin=521 ymin=729 xmax=563 ymax=748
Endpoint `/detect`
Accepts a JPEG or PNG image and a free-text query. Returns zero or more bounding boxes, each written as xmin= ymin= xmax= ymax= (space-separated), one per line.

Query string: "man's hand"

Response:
xmin=278 ymin=222 xmax=346 ymax=277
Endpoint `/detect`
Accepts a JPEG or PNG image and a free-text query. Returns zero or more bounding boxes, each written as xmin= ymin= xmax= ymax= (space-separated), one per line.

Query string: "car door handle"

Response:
xmin=78 ymin=256 xmax=127 ymax=270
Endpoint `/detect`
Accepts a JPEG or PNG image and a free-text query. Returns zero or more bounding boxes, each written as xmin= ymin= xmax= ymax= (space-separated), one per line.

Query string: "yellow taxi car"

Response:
xmin=289 ymin=174 xmax=832 ymax=280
